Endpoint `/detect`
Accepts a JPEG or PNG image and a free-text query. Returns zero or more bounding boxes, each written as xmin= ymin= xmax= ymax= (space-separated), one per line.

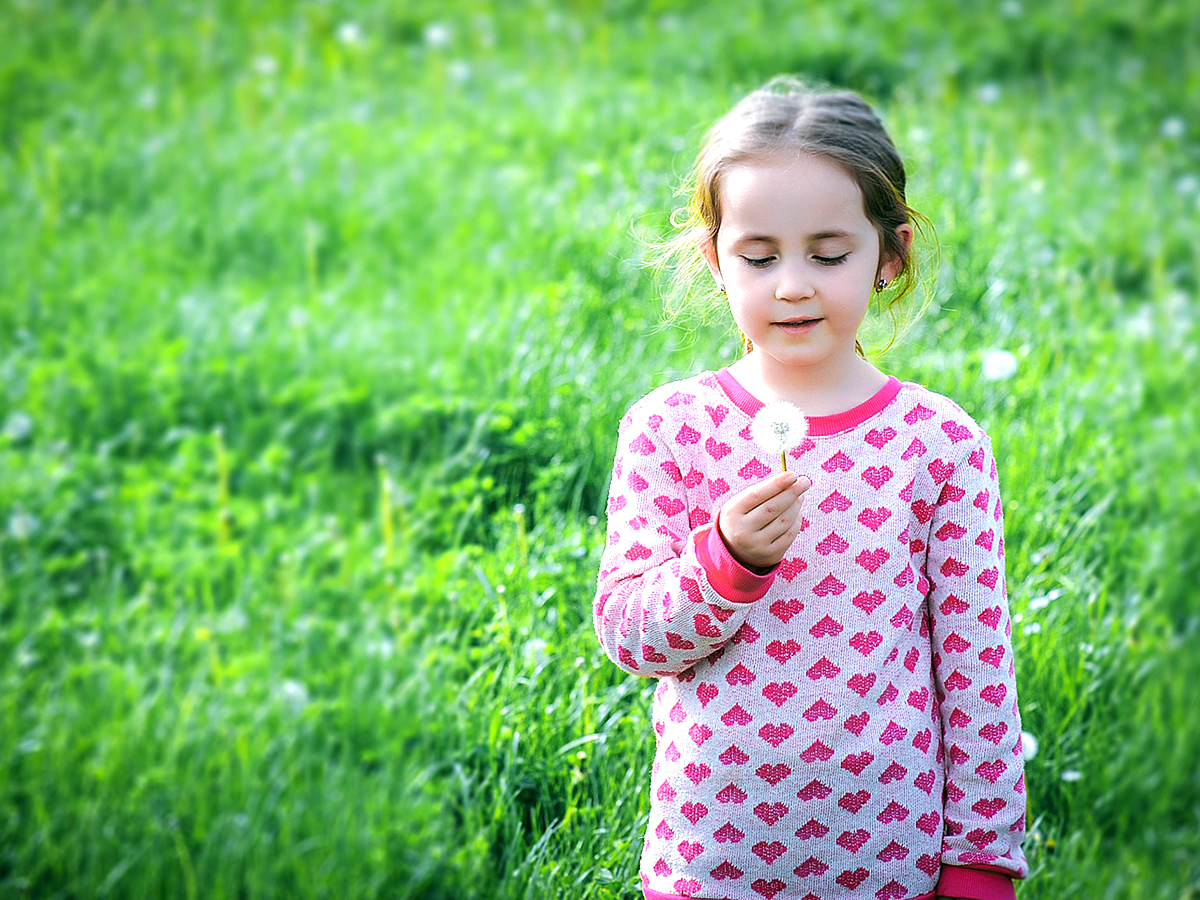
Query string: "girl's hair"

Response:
xmin=652 ymin=75 xmax=936 ymax=357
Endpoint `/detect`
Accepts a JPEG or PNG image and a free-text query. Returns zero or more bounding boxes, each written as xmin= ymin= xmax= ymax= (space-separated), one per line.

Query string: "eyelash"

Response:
xmin=741 ymin=254 xmax=849 ymax=268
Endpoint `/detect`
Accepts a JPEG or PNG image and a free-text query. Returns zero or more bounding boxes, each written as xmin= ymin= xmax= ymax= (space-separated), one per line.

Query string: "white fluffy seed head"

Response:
xmin=750 ymin=400 xmax=809 ymax=456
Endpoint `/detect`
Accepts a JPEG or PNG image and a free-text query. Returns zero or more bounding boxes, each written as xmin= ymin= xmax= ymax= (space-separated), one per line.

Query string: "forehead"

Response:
xmin=718 ymin=153 xmax=870 ymax=239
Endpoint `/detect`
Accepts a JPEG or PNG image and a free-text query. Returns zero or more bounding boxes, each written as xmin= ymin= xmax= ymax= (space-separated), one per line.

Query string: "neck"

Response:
xmin=731 ymin=349 xmax=887 ymax=414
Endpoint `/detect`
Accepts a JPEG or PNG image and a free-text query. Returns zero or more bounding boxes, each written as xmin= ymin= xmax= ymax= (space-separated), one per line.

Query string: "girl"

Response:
xmin=593 ymin=77 xmax=1028 ymax=900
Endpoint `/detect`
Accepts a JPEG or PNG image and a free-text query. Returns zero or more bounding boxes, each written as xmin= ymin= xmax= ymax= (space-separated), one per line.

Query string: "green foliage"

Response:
xmin=2 ymin=0 xmax=1199 ymax=898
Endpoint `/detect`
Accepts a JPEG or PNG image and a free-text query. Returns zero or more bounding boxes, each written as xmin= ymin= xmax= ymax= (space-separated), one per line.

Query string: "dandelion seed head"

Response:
xmin=424 ymin=22 xmax=451 ymax=48
xmin=976 ymin=83 xmax=1002 ymax=104
xmin=1020 ymin=731 xmax=1038 ymax=761
xmin=749 ymin=400 xmax=809 ymax=458
xmin=337 ymin=22 xmax=363 ymax=46
xmin=982 ymin=349 xmax=1018 ymax=381
xmin=1061 ymin=769 xmax=1082 ymax=782
xmin=1161 ymin=116 xmax=1185 ymax=140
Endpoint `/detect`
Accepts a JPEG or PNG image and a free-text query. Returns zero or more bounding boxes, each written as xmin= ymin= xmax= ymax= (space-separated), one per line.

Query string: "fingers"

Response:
xmin=725 ymin=471 xmax=802 ymax=518
xmin=739 ymin=475 xmax=812 ymax=533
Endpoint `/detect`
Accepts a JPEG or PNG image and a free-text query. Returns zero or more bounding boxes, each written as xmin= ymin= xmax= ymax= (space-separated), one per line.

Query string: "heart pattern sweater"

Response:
xmin=593 ymin=368 xmax=1028 ymax=900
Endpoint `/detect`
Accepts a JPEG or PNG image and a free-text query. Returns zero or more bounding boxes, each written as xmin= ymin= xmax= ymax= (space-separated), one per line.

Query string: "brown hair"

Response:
xmin=653 ymin=75 xmax=936 ymax=357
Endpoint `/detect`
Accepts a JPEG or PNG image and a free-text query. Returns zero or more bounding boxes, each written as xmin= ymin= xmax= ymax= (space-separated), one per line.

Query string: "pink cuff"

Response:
xmin=693 ymin=514 xmax=776 ymax=604
xmin=936 ymin=864 xmax=1016 ymax=900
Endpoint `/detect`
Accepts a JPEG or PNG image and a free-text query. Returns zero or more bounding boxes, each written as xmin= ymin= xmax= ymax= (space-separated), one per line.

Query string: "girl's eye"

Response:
xmin=742 ymin=256 xmax=774 ymax=268
xmin=814 ymin=254 xmax=849 ymax=266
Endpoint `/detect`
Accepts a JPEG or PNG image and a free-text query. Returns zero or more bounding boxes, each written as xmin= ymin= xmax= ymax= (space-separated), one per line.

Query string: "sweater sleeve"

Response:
xmin=593 ymin=399 xmax=776 ymax=679
xmin=925 ymin=430 xmax=1029 ymax=895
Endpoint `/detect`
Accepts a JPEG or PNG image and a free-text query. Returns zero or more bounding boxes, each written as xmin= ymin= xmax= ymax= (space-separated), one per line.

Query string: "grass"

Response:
xmin=2 ymin=0 xmax=1199 ymax=898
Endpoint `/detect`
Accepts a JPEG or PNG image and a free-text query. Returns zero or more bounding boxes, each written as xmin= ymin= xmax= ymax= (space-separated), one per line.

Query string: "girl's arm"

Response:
xmin=925 ymin=430 xmax=1029 ymax=900
xmin=592 ymin=399 xmax=775 ymax=678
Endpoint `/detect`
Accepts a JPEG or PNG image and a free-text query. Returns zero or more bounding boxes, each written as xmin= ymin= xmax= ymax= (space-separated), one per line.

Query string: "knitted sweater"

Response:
xmin=593 ymin=367 xmax=1028 ymax=900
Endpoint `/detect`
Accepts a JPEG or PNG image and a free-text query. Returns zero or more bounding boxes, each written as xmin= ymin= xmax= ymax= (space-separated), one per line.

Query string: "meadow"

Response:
xmin=1 ymin=0 xmax=1198 ymax=898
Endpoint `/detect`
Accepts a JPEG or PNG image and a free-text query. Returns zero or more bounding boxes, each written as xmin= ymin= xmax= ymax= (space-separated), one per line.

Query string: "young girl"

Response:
xmin=593 ymin=78 xmax=1027 ymax=900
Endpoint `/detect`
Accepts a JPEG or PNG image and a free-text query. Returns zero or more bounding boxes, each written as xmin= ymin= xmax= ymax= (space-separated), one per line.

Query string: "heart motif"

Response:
xmin=726 ymin=664 xmax=756 ymax=685
xmin=944 ymin=669 xmax=972 ymax=691
xmin=904 ymin=403 xmax=935 ymax=423
xmin=841 ymin=752 xmax=874 ymax=776
xmin=802 ymin=699 xmax=837 ymax=721
xmin=821 ymin=450 xmax=855 ymax=472
xmin=665 ymin=741 xmax=681 ymax=761
xmin=721 ymin=704 xmax=752 ymax=727
xmin=678 ymin=840 xmax=704 ymax=862
xmin=688 ymin=723 xmax=713 ymax=746
xmin=694 ymin=614 xmax=721 ymax=638
xmin=976 ymin=528 xmax=995 ymax=550
xmin=853 ymin=590 xmax=886 ymax=614
xmin=974 ymin=489 xmax=992 ymax=512
xmin=684 ymin=762 xmax=711 ymax=785
xmin=904 ymin=647 xmax=921 ymax=672
xmin=849 ymin=631 xmax=882 ymax=656
xmin=838 ymin=789 xmax=871 ymax=812
xmin=716 ymin=784 xmax=748 ymax=806
xmin=876 ymin=839 xmax=909 ymax=860
xmin=673 ymin=877 xmax=702 ymax=895
xmin=877 ymin=801 xmax=910 ymax=824
xmin=763 ymin=681 xmax=798 ymax=707
xmin=710 ymin=858 xmax=741 ymax=877
xmin=766 ymin=639 xmax=802 ymax=664
xmin=770 ymin=598 xmax=804 ymax=622
xmin=799 ymin=740 xmax=834 ymax=762
xmin=739 ymin=458 xmax=773 ymax=480
xmin=681 ymin=801 xmax=709 ymax=823
xmin=754 ymin=802 xmax=789 ymax=825
xmin=818 ymin=490 xmax=852 ymax=513
xmin=979 ymin=606 xmax=1002 ymax=629
xmin=912 ymin=728 xmax=932 ymax=752
xmin=943 ymin=632 xmax=971 ymax=653
xmin=758 ymin=723 xmax=795 ymax=747
xmin=855 ymin=547 xmax=890 ymax=573
xmin=980 ymin=645 xmax=1005 ymax=667
xmin=902 ymin=437 xmax=927 ymax=460
xmin=836 ymin=829 xmax=870 ymax=853
xmin=847 ymin=672 xmax=877 ymax=697
xmin=705 ymin=404 xmax=728 ymax=427
xmin=719 ymin=744 xmax=750 ymax=765
xmin=942 ymin=420 xmax=973 ymax=442
xmin=732 ymin=622 xmax=760 ymax=645
xmin=794 ymin=856 xmax=829 ymax=877
xmin=675 ymin=424 xmax=701 ymax=446
xmin=708 ymin=477 xmax=730 ymax=500
xmin=928 ymin=458 xmax=956 ymax=484
xmin=844 ymin=712 xmax=870 ymax=735
xmin=915 ymin=769 xmax=936 ymax=794
xmin=978 ymin=567 xmax=1000 ymax=590
xmin=797 ymin=779 xmax=832 ymax=801
xmin=752 ymin=841 xmax=788 ymax=865
xmin=967 ymin=828 xmax=998 ymax=849
xmin=778 ymin=557 xmax=807 ymax=580
xmin=979 ymin=721 xmax=1008 ymax=744
xmin=643 ymin=644 xmax=667 ymax=663
xmin=656 ymin=821 xmax=675 ymax=843
xmin=816 ymin=531 xmax=849 ymax=555
xmin=865 ymin=426 xmax=897 ymax=448
xmin=878 ymin=761 xmax=907 ymax=783
xmin=667 ymin=632 xmax=697 ymax=650
xmin=976 ymin=760 xmax=1008 ymax=783
xmin=836 ymin=867 xmax=869 ymax=889
xmin=683 ymin=467 xmax=705 ymax=488
xmin=749 ymin=877 xmax=787 ymax=898
xmin=810 ymin=614 xmax=843 ymax=638
xmin=877 ymin=681 xmax=899 ymax=705
xmin=669 ymin=701 xmax=687 ymax=722
xmin=795 ymin=818 xmax=830 ymax=839
xmin=862 ymin=465 xmax=893 ymax=489
xmin=949 ymin=707 xmax=971 ymax=728
xmin=657 ymin=781 xmax=677 ymax=801
xmin=911 ymin=499 xmax=935 ymax=523
xmin=705 ymin=437 xmax=731 ymax=460
xmin=879 ymin=721 xmax=908 ymax=745
xmin=940 ymin=557 xmax=969 ymax=578
xmin=813 ymin=574 xmax=846 ymax=597
xmin=756 ymin=762 xmax=792 ymax=785
xmin=916 ymin=811 xmax=941 ymax=835
xmin=917 ymin=853 xmax=941 ymax=876
xmin=625 ymin=542 xmax=652 ymax=561
xmin=940 ymin=594 xmax=969 ymax=615
xmin=877 ymin=880 xmax=909 ymax=900
xmin=980 ymin=683 xmax=1008 ymax=706
xmin=806 ymin=656 xmax=841 ymax=679
xmin=629 ymin=433 xmax=656 ymax=455
xmin=935 ymin=521 xmax=967 ymax=541
xmin=969 ymin=444 xmax=987 ymax=470
xmin=858 ymin=507 xmax=891 ymax=531
xmin=654 ymin=495 xmax=685 ymax=517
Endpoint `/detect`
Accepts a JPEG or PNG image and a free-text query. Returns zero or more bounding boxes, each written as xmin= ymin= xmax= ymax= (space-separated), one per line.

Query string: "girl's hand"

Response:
xmin=716 ymin=471 xmax=812 ymax=573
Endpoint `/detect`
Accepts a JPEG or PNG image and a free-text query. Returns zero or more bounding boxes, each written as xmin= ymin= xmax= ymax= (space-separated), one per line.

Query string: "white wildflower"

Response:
xmin=447 ymin=60 xmax=471 ymax=84
xmin=1023 ymin=621 xmax=1042 ymax=635
xmin=1161 ymin=116 xmax=1185 ymax=140
xmin=424 ymin=22 xmax=451 ymax=48
xmin=253 ymin=55 xmax=278 ymax=77
xmin=278 ymin=679 xmax=309 ymax=713
xmin=1061 ymin=769 xmax=1082 ymax=782
xmin=750 ymin=400 xmax=809 ymax=472
xmin=3 ymin=411 xmax=33 ymax=442
xmin=337 ymin=22 xmax=363 ymax=46
xmin=8 ymin=513 xmax=38 ymax=540
xmin=1020 ymin=731 xmax=1038 ymax=761
xmin=982 ymin=349 xmax=1018 ymax=381
xmin=976 ymin=83 xmax=1002 ymax=104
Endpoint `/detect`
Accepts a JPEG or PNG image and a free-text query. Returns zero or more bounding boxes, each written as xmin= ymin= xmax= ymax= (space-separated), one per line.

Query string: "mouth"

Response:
xmin=774 ymin=318 xmax=822 ymax=325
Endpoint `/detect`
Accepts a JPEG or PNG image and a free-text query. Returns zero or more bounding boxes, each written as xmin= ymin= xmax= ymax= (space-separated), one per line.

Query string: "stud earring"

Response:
xmin=876 ymin=278 xmax=887 ymax=292
xmin=718 ymin=282 xmax=726 ymax=294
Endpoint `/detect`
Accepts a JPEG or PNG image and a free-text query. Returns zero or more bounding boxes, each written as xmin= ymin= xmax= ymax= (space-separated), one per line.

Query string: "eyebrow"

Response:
xmin=732 ymin=229 xmax=855 ymax=243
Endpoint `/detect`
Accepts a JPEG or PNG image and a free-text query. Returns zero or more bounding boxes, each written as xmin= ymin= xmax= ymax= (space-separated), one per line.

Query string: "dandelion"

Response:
xmin=336 ymin=22 xmax=363 ymax=46
xmin=976 ymin=83 xmax=1002 ymax=104
xmin=982 ymin=349 xmax=1018 ymax=381
xmin=1161 ymin=116 xmax=1185 ymax=140
xmin=447 ymin=60 xmax=471 ymax=84
xmin=424 ymin=22 xmax=451 ymax=48
xmin=1061 ymin=770 xmax=1082 ymax=782
xmin=252 ymin=55 xmax=278 ymax=77
xmin=750 ymin=400 xmax=809 ymax=472
xmin=278 ymin=679 xmax=309 ymax=714
xmin=1020 ymin=731 xmax=1038 ymax=761
xmin=7 ymin=513 xmax=38 ymax=540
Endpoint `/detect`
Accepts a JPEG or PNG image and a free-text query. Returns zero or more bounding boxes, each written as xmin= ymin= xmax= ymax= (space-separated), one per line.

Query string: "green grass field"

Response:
xmin=2 ymin=1 xmax=1199 ymax=897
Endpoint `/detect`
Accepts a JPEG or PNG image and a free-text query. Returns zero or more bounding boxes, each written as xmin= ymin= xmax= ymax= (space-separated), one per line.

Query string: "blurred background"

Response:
xmin=1 ymin=1 xmax=1198 ymax=898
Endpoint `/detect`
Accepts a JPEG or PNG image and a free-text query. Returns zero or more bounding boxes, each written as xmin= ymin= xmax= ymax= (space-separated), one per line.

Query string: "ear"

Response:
xmin=700 ymin=237 xmax=722 ymax=285
xmin=881 ymin=223 xmax=915 ymax=283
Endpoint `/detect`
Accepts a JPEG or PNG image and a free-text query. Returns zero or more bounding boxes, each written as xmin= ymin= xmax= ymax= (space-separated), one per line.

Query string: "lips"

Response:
xmin=775 ymin=318 xmax=822 ymax=325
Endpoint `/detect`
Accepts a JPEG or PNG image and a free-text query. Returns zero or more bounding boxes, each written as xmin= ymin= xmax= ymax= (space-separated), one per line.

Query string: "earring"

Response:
xmin=718 ymin=282 xmax=726 ymax=294
xmin=876 ymin=277 xmax=887 ymax=292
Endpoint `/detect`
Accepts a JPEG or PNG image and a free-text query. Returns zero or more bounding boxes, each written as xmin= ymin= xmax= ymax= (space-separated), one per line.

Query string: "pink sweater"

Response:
xmin=593 ymin=368 xmax=1027 ymax=900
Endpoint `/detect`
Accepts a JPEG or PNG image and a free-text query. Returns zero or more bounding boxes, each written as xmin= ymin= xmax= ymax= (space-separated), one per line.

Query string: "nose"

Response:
xmin=774 ymin=257 xmax=815 ymax=301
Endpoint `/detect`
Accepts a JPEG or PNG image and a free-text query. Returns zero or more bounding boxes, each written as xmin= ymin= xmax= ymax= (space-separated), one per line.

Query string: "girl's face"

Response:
xmin=702 ymin=153 xmax=911 ymax=380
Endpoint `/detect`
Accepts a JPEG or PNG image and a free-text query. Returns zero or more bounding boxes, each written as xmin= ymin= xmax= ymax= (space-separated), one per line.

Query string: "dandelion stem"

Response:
xmin=781 ymin=450 xmax=787 ymax=472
